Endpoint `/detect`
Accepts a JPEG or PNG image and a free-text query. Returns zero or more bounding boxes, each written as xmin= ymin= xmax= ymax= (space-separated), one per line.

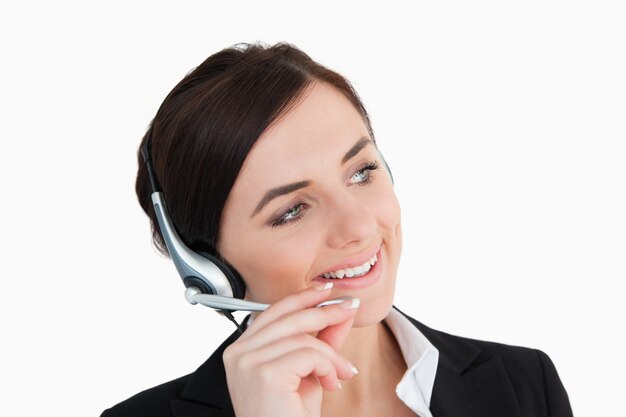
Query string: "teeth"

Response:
xmin=320 ymin=253 xmax=378 ymax=279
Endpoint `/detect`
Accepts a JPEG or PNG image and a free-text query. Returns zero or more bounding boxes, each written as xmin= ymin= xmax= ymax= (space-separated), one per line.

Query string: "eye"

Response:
xmin=269 ymin=160 xmax=382 ymax=228
xmin=282 ymin=204 xmax=303 ymax=222
xmin=349 ymin=160 xmax=380 ymax=186
xmin=271 ymin=203 xmax=307 ymax=228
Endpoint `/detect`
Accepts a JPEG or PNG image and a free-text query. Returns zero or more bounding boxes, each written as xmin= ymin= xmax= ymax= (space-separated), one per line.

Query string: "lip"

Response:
xmin=312 ymin=246 xmax=383 ymax=290
xmin=315 ymin=243 xmax=382 ymax=277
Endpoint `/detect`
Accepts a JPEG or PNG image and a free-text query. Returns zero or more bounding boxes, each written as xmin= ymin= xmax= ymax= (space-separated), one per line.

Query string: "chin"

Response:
xmin=351 ymin=288 xmax=396 ymax=328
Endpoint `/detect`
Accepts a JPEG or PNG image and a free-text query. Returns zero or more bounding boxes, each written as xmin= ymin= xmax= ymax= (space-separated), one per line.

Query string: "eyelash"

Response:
xmin=270 ymin=160 xmax=381 ymax=228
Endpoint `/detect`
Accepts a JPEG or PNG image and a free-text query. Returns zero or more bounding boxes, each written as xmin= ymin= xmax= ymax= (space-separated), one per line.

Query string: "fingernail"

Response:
xmin=337 ymin=381 xmax=342 ymax=390
xmin=346 ymin=360 xmax=359 ymax=375
xmin=339 ymin=297 xmax=360 ymax=309
xmin=313 ymin=281 xmax=334 ymax=291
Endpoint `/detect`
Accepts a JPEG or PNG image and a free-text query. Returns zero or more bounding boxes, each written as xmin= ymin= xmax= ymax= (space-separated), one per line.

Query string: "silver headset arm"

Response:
xmin=185 ymin=288 xmax=269 ymax=311
xmin=185 ymin=287 xmax=357 ymax=312
xmin=151 ymin=192 xmax=236 ymax=297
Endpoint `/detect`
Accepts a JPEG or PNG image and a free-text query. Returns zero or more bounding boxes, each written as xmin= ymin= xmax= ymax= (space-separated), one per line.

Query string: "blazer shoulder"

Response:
xmin=446 ymin=330 xmax=562 ymax=379
xmin=453 ymin=330 xmax=544 ymax=368
xmin=100 ymin=327 xmax=244 ymax=417
xmin=462 ymin=334 xmax=573 ymax=416
xmin=100 ymin=373 xmax=191 ymax=417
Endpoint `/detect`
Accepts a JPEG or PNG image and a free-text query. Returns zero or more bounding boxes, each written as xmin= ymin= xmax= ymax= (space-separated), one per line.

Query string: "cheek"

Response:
xmin=374 ymin=186 xmax=401 ymax=232
xmin=374 ymin=189 xmax=402 ymax=281
xmin=228 ymin=233 xmax=320 ymax=304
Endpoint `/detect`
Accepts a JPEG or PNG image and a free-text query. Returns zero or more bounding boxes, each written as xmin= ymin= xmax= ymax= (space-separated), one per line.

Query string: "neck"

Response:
xmin=322 ymin=315 xmax=407 ymax=408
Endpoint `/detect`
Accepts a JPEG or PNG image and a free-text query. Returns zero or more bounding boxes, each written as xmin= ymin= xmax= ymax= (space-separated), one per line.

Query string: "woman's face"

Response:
xmin=217 ymin=82 xmax=402 ymax=326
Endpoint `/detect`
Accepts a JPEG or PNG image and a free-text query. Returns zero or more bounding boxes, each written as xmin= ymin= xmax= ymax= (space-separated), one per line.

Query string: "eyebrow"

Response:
xmin=251 ymin=136 xmax=373 ymax=218
xmin=341 ymin=136 xmax=372 ymax=164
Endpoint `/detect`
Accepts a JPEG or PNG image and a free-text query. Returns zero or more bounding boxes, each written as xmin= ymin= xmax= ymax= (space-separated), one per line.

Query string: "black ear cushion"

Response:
xmin=197 ymin=250 xmax=247 ymax=299
xmin=183 ymin=275 xmax=217 ymax=295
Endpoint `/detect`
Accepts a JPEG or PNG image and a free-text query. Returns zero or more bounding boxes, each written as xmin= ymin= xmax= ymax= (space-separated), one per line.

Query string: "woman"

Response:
xmin=102 ymin=42 xmax=573 ymax=417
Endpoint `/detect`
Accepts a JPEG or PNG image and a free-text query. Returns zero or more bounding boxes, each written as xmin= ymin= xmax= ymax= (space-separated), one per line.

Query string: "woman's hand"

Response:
xmin=222 ymin=282 xmax=360 ymax=417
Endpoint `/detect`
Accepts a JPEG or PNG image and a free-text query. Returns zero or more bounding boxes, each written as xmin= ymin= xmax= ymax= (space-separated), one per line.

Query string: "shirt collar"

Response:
xmin=384 ymin=306 xmax=439 ymax=417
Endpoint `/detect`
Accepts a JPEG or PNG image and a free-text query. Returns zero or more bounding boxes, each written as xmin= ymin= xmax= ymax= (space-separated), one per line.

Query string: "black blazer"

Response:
xmin=101 ymin=306 xmax=573 ymax=417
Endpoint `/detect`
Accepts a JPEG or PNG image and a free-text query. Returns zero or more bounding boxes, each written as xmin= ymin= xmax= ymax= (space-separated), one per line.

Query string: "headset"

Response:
xmin=140 ymin=135 xmax=263 ymax=314
xmin=140 ymin=126 xmax=394 ymax=333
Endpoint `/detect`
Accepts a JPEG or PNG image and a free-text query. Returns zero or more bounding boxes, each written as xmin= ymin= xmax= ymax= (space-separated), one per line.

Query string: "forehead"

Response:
xmin=236 ymin=82 xmax=370 ymax=186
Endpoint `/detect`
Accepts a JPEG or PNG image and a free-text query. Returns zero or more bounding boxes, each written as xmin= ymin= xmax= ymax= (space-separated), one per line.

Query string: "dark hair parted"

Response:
xmin=135 ymin=41 xmax=377 ymax=260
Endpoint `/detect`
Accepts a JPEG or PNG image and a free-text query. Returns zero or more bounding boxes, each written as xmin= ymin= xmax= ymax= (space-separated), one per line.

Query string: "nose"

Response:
xmin=325 ymin=192 xmax=378 ymax=249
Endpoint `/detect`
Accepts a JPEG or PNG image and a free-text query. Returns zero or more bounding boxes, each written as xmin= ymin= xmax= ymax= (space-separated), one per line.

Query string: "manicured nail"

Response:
xmin=339 ymin=297 xmax=360 ymax=309
xmin=313 ymin=281 xmax=334 ymax=291
xmin=346 ymin=360 xmax=359 ymax=375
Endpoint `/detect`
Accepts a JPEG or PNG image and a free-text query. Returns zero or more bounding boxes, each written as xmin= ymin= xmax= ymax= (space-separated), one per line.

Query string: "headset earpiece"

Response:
xmin=196 ymin=250 xmax=247 ymax=299
xmin=141 ymin=134 xmax=245 ymax=306
xmin=149 ymin=191 xmax=243 ymax=297
xmin=377 ymin=148 xmax=394 ymax=186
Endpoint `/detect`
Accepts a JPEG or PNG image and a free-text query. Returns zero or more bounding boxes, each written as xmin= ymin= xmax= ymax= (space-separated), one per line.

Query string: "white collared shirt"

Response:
xmin=384 ymin=307 xmax=439 ymax=417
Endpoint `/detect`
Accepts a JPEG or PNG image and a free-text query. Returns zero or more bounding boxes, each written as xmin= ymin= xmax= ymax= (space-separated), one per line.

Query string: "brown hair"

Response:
xmin=136 ymin=41 xmax=376 ymax=260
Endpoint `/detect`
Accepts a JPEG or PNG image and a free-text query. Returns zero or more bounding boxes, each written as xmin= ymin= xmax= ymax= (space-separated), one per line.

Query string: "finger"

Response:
xmin=257 ymin=347 xmax=341 ymax=392
xmin=317 ymin=312 xmax=357 ymax=353
xmin=236 ymin=333 xmax=358 ymax=381
xmin=240 ymin=299 xmax=359 ymax=352
xmin=240 ymin=283 xmax=334 ymax=340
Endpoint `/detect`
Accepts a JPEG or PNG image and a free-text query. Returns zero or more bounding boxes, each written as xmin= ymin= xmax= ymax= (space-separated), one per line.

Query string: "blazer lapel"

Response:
xmin=393 ymin=306 xmax=522 ymax=417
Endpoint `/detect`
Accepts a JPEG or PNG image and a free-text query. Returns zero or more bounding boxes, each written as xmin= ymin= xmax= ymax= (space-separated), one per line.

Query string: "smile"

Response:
xmin=313 ymin=246 xmax=383 ymax=290
xmin=319 ymin=253 xmax=378 ymax=279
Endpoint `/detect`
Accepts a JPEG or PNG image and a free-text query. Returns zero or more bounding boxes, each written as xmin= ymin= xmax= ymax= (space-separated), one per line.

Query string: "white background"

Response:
xmin=2 ymin=1 xmax=624 ymax=416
